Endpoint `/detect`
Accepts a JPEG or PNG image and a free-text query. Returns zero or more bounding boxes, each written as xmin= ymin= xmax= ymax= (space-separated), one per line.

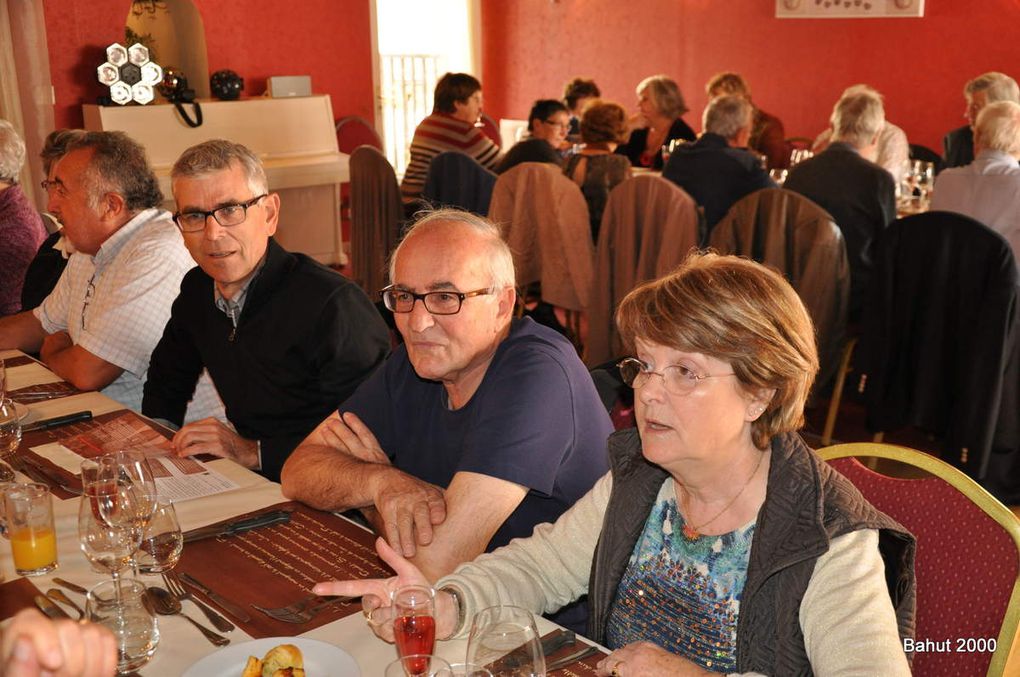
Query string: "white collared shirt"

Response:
xmin=34 ymin=208 xmax=224 ymax=420
xmin=931 ymin=149 xmax=1020 ymax=264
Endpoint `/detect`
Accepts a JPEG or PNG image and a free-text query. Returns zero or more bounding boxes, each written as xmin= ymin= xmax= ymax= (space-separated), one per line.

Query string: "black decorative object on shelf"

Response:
xmin=157 ymin=68 xmax=203 ymax=128
xmin=210 ymin=70 xmax=244 ymax=101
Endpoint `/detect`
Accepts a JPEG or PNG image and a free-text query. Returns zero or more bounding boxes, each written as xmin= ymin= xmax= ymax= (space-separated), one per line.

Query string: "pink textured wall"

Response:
xmin=42 ymin=0 xmax=375 ymax=130
xmin=480 ymin=0 xmax=1020 ymax=151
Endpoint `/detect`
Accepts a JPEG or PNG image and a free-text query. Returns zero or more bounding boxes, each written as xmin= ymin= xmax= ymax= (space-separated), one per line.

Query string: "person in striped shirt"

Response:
xmin=400 ymin=73 xmax=501 ymax=203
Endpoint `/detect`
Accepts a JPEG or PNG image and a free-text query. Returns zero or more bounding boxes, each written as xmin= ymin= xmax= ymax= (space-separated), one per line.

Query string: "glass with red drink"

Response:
xmin=392 ymin=584 xmax=437 ymax=675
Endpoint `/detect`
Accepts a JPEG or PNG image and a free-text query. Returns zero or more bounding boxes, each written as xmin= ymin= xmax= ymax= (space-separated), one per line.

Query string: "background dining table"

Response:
xmin=0 ymin=349 xmax=589 ymax=675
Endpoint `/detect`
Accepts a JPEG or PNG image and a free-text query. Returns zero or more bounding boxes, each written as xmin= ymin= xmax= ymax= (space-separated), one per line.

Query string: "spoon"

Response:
xmin=146 ymin=587 xmax=229 ymax=646
xmin=45 ymin=589 xmax=84 ymax=620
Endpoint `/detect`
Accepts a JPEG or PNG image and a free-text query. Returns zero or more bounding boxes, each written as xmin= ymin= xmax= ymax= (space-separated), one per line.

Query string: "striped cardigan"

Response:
xmin=400 ymin=113 xmax=500 ymax=202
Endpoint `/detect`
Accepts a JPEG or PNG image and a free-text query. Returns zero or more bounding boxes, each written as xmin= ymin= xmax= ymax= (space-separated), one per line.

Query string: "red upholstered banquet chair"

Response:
xmin=478 ymin=112 xmax=502 ymax=148
xmin=335 ymin=115 xmax=383 ymax=153
xmin=818 ymin=442 xmax=1020 ymax=677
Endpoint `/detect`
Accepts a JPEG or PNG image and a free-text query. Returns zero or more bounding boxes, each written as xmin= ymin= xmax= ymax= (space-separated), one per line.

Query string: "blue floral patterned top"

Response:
xmin=605 ymin=479 xmax=756 ymax=673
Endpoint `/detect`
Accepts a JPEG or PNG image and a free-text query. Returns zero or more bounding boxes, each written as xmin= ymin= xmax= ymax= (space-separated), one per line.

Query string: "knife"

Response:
xmin=22 ymin=410 xmax=93 ymax=432
xmin=53 ymin=577 xmax=89 ymax=595
xmin=183 ymin=509 xmax=292 ymax=543
xmin=34 ymin=594 xmax=71 ymax=619
xmin=20 ymin=456 xmax=83 ymax=495
xmin=503 ymin=630 xmax=576 ymax=669
xmin=545 ymin=645 xmax=601 ymax=672
xmin=179 ymin=573 xmax=251 ymax=622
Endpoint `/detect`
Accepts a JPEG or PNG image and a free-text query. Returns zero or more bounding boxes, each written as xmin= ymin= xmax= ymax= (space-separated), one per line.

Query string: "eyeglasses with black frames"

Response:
xmin=381 ymin=286 xmax=493 ymax=315
xmin=617 ymin=357 xmax=735 ymax=396
xmin=173 ymin=194 xmax=267 ymax=233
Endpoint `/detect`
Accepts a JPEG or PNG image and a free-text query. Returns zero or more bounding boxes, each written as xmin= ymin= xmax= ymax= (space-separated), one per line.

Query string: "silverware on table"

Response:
xmin=252 ymin=595 xmax=345 ymax=624
xmin=34 ymin=594 xmax=71 ymax=620
xmin=177 ymin=573 xmax=251 ymax=623
xmin=545 ymin=645 xmax=602 ymax=672
xmin=162 ymin=572 xmax=236 ymax=632
xmin=182 ymin=509 xmax=291 ymax=543
xmin=21 ymin=410 xmax=92 ymax=432
xmin=53 ymin=577 xmax=89 ymax=595
xmin=146 ymin=586 xmax=229 ymax=646
xmin=14 ymin=456 xmax=82 ymax=495
xmin=46 ymin=589 xmax=85 ymax=619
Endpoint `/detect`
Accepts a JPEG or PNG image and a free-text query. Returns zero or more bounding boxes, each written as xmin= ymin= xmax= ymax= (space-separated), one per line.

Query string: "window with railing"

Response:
xmin=379 ymin=54 xmax=441 ymax=177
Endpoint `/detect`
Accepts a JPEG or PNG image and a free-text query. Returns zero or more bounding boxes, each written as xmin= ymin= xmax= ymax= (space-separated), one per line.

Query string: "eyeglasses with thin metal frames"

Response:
xmin=380 ymin=285 xmax=493 ymax=315
xmin=616 ymin=357 xmax=734 ymax=396
xmin=173 ymin=194 xmax=267 ymax=233
xmin=40 ymin=178 xmax=68 ymax=198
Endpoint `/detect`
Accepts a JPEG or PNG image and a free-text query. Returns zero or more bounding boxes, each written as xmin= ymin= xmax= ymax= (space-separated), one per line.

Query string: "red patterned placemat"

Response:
xmin=176 ymin=501 xmax=393 ymax=638
xmin=0 ymin=578 xmax=43 ymax=621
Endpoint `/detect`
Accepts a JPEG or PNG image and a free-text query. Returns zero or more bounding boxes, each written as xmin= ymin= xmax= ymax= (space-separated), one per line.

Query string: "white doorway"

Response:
xmin=372 ymin=0 xmax=479 ymax=177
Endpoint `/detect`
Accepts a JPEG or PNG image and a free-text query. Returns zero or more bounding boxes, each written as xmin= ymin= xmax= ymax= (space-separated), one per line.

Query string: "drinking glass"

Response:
xmin=86 ymin=578 xmax=159 ymax=673
xmin=4 ymin=482 xmax=58 ymax=576
xmin=0 ymin=481 xmax=12 ymax=539
xmin=393 ymin=585 xmax=437 ymax=673
xmin=111 ymin=450 xmax=158 ymax=526
xmin=78 ymin=490 xmax=139 ymax=580
xmin=136 ymin=498 xmax=182 ymax=574
xmin=466 ymin=606 xmax=545 ymax=677
xmin=384 ymin=655 xmax=451 ymax=677
xmin=0 ymin=398 xmax=21 ymax=467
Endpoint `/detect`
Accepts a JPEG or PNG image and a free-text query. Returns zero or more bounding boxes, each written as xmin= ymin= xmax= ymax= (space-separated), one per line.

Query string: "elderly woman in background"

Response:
xmin=318 ymin=253 xmax=916 ymax=676
xmin=498 ymin=99 xmax=570 ymax=174
xmin=564 ymin=100 xmax=632 ymax=241
xmin=0 ymin=119 xmax=46 ymax=316
xmin=706 ymin=72 xmax=788 ymax=169
xmin=616 ymin=75 xmax=696 ymax=170
xmin=563 ymin=76 xmax=601 ymax=140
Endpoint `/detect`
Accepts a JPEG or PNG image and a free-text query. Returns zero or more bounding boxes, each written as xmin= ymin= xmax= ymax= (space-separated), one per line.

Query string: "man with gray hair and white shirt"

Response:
xmin=943 ymin=71 xmax=1020 ymax=169
xmin=0 ymin=130 xmax=222 ymax=420
xmin=785 ymin=89 xmax=896 ymax=322
xmin=932 ymin=101 xmax=1020 ymax=262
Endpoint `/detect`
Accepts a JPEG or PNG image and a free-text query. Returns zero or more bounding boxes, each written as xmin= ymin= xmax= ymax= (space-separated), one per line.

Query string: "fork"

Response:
xmin=252 ymin=594 xmax=347 ymax=623
xmin=162 ymin=572 xmax=235 ymax=633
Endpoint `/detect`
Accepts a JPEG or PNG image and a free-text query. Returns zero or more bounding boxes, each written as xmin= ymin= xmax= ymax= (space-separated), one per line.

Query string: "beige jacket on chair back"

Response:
xmin=710 ymin=188 xmax=850 ymax=388
xmin=586 ymin=175 xmax=700 ymax=366
xmin=489 ymin=162 xmax=594 ymax=311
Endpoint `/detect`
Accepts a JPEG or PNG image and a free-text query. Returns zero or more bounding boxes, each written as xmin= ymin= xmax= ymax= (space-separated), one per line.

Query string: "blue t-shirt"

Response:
xmin=340 ymin=317 xmax=613 ymax=549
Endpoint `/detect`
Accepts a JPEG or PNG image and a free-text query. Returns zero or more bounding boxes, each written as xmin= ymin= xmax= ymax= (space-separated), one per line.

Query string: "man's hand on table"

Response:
xmin=172 ymin=417 xmax=259 ymax=468
xmin=1 ymin=608 xmax=118 ymax=677
xmin=314 ymin=537 xmax=461 ymax=643
xmin=369 ymin=466 xmax=447 ymax=558
xmin=596 ymin=641 xmax=713 ymax=677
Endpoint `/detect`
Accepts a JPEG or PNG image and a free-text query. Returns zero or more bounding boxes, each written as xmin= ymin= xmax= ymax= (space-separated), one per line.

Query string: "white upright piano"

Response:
xmin=83 ymin=95 xmax=348 ymax=265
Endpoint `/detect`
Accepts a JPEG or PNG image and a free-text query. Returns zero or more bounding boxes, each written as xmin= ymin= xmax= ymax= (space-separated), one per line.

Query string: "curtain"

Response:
xmin=0 ymin=0 xmax=55 ymax=211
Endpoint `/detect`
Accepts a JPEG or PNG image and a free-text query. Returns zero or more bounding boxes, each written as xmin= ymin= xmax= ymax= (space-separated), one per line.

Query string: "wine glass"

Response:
xmin=86 ymin=578 xmax=159 ymax=673
xmin=393 ymin=585 xmax=437 ymax=674
xmin=136 ymin=498 xmax=182 ymax=574
xmin=112 ymin=449 xmax=158 ymax=524
xmin=385 ymin=655 xmax=451 ymax=677
xmin=78 ymin=491 xmax=139 ymax=581
xmin=437 ymin=664 xmax=495 ymax=677
xmin=465 ymin=606 xmax=545 ymax=677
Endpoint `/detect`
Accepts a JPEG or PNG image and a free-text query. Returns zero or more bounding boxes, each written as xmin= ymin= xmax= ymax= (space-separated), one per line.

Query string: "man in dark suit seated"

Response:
xmin=662 ymin=94 xmax=775 ymax=238
xmin=785 ymin=88 xmax=896 ymax=323
xmin=943 ymin=72 xmax=1019 ymax=169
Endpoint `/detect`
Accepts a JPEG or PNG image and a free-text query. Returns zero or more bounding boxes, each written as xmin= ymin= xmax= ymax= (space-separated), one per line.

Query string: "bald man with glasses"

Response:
xmin=280 ymin=208 xmax=611 ymax=632
xmin=141 ymin=139 xmax=389 ymax=481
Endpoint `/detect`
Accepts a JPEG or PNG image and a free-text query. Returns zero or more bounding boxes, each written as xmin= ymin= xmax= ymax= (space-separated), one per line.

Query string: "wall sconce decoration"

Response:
xmin=97 ymin=42 xmax=163 ymax=105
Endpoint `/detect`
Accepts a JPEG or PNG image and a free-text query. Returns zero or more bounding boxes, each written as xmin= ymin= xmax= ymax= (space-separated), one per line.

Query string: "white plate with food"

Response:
xmin=181 ymin=637 xmax=360 ymax=677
